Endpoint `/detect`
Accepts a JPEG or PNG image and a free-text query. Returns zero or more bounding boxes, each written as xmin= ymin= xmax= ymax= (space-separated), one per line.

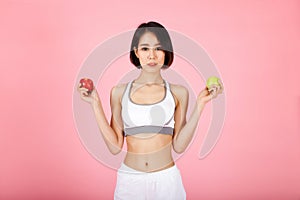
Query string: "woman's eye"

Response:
xmin=155 ymin=47 xmax=163 ymax=51
xmin=141 ymin=47 xmax=149 ymax=51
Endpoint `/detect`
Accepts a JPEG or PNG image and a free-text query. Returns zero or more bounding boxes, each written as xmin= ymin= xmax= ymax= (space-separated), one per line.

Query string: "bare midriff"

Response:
xmin=124 ymin=133 xmax=175 ymax=172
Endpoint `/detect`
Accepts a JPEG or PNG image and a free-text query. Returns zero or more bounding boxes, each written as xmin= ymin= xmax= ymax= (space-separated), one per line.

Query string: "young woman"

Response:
xmin=78 ymin=21 xmax=223 ymax=200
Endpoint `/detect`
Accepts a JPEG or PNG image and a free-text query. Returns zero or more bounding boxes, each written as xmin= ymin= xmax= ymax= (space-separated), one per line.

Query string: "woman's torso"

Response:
xmin=120 ymin=79 xmax=177 ymax=172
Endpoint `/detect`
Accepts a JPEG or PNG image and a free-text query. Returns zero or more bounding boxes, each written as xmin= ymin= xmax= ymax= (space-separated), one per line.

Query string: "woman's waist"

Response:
xmin=126 ymin=133 xmax=172 ymax=153
xmin=124 ymin=133 xmax=174 ymax=172
xmin=123 ymin=154 xmax=175 ymax=173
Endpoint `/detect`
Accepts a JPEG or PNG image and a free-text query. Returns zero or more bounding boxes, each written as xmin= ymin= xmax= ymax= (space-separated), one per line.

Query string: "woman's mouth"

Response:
xmin=147 ymin=62 xmax=157 ymax=67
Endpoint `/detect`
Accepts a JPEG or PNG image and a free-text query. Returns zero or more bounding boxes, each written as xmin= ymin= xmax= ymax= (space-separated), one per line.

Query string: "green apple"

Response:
xmin=206 ymin=76 xmax=220 ymax=89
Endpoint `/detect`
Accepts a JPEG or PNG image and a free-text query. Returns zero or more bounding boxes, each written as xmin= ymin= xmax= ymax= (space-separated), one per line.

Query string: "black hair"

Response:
xmin=130 ymin=21 xmax=174 ymax=69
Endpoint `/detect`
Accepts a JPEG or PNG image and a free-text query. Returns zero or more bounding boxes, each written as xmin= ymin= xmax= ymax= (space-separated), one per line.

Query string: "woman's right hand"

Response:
xmin=77 ymin=82 xmax=100 ymax=105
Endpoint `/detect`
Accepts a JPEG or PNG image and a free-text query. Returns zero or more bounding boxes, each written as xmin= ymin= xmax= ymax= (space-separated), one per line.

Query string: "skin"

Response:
xmin=78 ymin=31 xmax=223 ymax=172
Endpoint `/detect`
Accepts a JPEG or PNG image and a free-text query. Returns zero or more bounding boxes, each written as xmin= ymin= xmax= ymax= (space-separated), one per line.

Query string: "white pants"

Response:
xmin=114 ymin=163 xmax=186 ymax=200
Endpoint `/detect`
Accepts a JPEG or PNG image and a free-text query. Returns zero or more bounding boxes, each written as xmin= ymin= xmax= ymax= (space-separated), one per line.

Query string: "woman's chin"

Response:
xmin=141 ymin=65 xmax=163 ymax=71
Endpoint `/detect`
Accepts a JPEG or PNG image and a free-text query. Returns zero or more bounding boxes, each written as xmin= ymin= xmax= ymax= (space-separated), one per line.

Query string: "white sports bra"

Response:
xmin=121 ymin=79 xmax=176 ymax=136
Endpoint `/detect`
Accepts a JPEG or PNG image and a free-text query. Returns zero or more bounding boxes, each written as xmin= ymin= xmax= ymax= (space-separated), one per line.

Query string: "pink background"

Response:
xmin=1 ymin=0 xmax=299 ymax=199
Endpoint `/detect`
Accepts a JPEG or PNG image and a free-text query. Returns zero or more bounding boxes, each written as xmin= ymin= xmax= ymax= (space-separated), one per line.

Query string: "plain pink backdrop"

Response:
xmin=1 ymin=0 xmax=299 ymax=199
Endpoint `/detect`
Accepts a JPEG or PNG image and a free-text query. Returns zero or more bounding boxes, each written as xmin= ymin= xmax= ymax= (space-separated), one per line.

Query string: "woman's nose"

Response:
xmin=148 ymin=49 xmax=156 ymax=59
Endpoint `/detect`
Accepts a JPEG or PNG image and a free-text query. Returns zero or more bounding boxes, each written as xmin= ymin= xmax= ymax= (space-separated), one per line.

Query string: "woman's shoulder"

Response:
xmin=169 ymin=83 xmax=189 ymax=96
xmin=169 ymin=83 xmax=189 ymax=104
xmin=110 ymin=82 xmax=129 ymax=100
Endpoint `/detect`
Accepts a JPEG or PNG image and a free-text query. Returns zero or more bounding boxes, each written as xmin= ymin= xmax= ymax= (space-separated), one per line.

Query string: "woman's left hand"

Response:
xmin=197 ymin=80 xmax=224 ymax=106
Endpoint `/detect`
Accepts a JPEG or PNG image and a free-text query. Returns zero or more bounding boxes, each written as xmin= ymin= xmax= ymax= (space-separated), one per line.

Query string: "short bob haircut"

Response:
xmin=130 ymin=21 xmax=174 ymax=69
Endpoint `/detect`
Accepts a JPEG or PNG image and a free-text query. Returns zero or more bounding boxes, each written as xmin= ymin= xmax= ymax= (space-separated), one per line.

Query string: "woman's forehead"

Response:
xmin=138 ymin=32 xmax=160 ymax=46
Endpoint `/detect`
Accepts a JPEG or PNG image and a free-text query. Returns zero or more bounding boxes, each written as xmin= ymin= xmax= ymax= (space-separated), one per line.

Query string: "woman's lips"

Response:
xmin=147 ymin=62 xmax=157 ymax=66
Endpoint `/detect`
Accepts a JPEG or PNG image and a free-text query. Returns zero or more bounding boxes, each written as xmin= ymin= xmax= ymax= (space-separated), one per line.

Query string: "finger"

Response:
xmin=80 ymin=95 xmax=86 ymax=101
xmin=79 ymin=90 xmax=88 ymax=97
xmin=80 ymin=95 xmax=90 ymax=102
xmin=203 ymin=89 xmax=209 ymax=96
xmin=218 ymin=79 xmax=223 ymax=86
xmin=212 ymin=88 xmax=219 ymax=97
xmin=83 ymin=91 xmax=89 ymax=96
xmin=219 ymin=87 xmax=223 ymax=94
xmin=205 ymin=87 xmax=210 ymax=93
xmin=216 ymin=85 xmax=222 ymax=94
xmin=218 ymin=81 xmax=224 ymax=92
xmin=209 ymin=87 xmax=217 ymax=94
xmin=209 ymin=90 xmax=214 ymax=97
xmin=79 ymin=87 xmax=88 ymax=92
xmin=198 ymin=88 xmax=208 ymax=99
xmin=213 ymin=90 xmax=218 ymax=97
xmin=219 ymin=84 xmax=224 ymax=93
xmin=211 ymin=93 xmax=217 ymax=99
xmin=208 ymin=93 xmax=215 ymax=100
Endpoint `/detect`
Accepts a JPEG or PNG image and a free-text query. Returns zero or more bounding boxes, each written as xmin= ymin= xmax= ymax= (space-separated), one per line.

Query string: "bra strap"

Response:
xmin=164 ymin=80 xmax=170 ymax=90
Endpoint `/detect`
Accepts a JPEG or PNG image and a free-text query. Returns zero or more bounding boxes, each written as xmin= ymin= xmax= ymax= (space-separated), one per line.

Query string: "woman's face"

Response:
xmin=134 ymin=31 xmax=165 ymax=70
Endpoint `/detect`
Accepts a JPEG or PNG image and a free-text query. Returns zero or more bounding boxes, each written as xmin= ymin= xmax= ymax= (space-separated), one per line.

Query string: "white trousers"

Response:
xmin=114 ymin=163 xmax=186 ymax=200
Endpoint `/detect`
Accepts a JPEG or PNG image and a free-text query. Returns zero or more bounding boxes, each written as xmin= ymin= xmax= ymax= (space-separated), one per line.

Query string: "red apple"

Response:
xmin=79 ymin=78 xmax=94 ymax=94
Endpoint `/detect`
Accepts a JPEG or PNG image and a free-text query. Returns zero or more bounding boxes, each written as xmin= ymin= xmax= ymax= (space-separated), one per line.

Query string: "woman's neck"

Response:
xmin=134 ymin=72 xmax=164 ymax=84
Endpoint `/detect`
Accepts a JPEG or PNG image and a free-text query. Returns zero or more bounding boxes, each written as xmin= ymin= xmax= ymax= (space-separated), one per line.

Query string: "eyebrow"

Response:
xmin=139 ymin=43 xmax=161 ymax=46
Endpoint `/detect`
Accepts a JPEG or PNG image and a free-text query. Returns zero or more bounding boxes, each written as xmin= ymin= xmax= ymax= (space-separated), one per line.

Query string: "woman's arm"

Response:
xmin=78 ymin=84 xmax=125 ymax=155
xmin=171 ymin=84 xmax=222 ymax=154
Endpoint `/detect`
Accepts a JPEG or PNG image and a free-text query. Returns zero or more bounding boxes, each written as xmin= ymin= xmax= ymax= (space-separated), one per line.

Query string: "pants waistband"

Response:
xmin=118 ymin=162 xmax=179 ymax=176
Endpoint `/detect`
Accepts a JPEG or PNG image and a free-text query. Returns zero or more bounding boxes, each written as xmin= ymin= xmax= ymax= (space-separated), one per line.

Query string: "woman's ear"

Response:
xmin=134 ymin=47 xmax=139 ymax=58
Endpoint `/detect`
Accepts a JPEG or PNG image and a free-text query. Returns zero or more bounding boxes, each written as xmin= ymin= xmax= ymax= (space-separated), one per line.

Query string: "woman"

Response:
xmin=78 ymin=21 xmax=223 ymax=200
